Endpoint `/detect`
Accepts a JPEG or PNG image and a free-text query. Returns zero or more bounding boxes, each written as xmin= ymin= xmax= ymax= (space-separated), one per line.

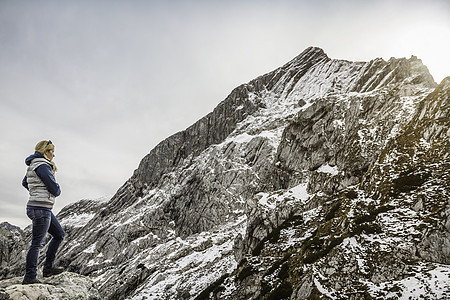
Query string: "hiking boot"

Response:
xmin=22 ymin=278 xmax=41 ymax=285
xmin=43 ymin=265 xmax=64 ymax=277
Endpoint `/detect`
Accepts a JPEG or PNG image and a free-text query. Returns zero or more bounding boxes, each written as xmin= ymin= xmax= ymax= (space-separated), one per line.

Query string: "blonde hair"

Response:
xmin=35 ymin=140 xmax=57 ymax=171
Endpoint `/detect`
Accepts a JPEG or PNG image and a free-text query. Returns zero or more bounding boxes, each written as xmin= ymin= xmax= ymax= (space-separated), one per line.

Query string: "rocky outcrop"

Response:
xmin=0 ymin=272 xmax=100 ymax=300
xmin=0 ymin=224 xmax=27 ymax=279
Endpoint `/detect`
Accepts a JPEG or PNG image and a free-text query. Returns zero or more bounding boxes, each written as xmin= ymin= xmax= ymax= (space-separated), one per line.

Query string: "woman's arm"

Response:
xmin=35 ymin=164 xmax=61 ymax=197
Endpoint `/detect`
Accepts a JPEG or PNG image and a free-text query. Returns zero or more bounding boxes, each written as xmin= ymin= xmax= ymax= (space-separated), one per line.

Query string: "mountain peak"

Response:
xmin=283 ymin=46 xmax=330 ymax=69
xmin=298 ymin=46 xmax=328 ymax=59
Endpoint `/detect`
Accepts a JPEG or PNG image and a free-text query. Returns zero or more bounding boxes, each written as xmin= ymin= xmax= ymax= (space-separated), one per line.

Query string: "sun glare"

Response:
xmin=388 ymin=20 xmax=450 ymax=83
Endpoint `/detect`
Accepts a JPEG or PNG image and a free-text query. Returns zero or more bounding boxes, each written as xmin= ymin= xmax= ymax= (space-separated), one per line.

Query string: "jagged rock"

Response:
xmin=0 ymin=272 xmax=100 ymax=300
xmin=0 ymin=224 xmax=21 ymax=233
xmin=0 ymin=225 xmax=27 ymax=279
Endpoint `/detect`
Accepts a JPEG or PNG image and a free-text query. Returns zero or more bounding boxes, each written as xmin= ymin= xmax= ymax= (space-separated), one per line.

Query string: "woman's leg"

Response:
xmin=24 ymin=208 xmax=51 ymax=280
xmin=44 ymin=211 xmax=65 ymax=267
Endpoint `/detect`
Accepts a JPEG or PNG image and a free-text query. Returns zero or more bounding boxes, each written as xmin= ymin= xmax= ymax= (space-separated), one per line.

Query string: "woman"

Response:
xmin=22 ymin=140 xmax=65 ymax=284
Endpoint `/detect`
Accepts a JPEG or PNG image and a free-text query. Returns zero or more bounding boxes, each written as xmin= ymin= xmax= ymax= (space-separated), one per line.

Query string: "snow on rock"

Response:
xmin=125 ymin=216 xmax=247 ymax=300
xmin=365 ymin=263 xmax=450 ymax=300
xmin=59 ymin=212 xmax=96 ymax=228
xmin=317 ymin=164 xmax=339 ymax=176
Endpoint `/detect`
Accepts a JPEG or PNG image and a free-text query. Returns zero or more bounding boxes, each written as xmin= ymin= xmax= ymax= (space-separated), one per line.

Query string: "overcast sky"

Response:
xmin=1 ymin=0 xmax=449 ymax=229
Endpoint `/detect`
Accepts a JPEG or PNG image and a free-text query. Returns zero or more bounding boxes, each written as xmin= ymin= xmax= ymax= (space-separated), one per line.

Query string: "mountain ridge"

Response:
xmin=1 ymin=47 xmax=448 ymax=300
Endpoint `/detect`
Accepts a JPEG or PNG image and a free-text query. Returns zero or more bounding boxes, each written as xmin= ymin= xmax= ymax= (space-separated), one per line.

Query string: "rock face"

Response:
xmin=1 ymin=47 xmax=448 ymax=299
xmin=0 ymin=224 xmax=27 ymax=279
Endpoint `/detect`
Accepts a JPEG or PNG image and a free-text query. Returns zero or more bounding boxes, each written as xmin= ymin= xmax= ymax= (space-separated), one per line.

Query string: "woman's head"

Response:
xmin=35 ymin=140 xmax=57 ymax=170
xmin=35 ymin=140 xmax=54 ymax=156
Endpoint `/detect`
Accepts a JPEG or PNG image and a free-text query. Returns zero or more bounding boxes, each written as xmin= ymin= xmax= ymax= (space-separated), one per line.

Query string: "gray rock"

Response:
xmin=0 ymin=272 xmax=100 ymax=300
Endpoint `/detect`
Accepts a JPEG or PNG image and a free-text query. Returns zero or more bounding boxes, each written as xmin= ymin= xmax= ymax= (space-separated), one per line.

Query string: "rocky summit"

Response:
xmin=0 ymin=47 xmax=448 ymax=299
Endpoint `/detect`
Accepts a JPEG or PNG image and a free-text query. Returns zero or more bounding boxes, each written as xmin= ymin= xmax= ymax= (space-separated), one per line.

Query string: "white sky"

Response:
xmin=1 ymin=0 xmax=449 ymax=229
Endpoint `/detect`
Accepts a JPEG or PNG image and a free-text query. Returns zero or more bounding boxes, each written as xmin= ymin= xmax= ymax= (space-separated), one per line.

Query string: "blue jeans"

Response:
xmin=24 ymin=207 xmax=65 ymax=280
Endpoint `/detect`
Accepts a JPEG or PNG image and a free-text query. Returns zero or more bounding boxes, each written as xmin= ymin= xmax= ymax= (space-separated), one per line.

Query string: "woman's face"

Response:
xmin=45 ymin=149 xmax=55 ymax=161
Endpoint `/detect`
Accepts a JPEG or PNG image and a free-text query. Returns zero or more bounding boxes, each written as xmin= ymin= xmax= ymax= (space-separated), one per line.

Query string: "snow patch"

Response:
xmin=289 ymin=183 xmax=311 ymax=200
xmin=365 ymin=263 xmax=450 ymax=299
xmin=83 ymin=243 xmax=96 ymax=254
xmin=333 ymin=119 xmax=345 ymax=128
xmin=317 ymin=164 xmax=340 ymax=176
xmin=60 ymin=213 xmax=95 ymax=228
xmin=257 ymin=183 xmax=310 ymax=210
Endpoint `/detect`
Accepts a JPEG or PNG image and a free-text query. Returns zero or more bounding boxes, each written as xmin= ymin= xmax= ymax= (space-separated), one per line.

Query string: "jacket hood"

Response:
xmin=25 ymin=151 xmax=46 ymax=166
